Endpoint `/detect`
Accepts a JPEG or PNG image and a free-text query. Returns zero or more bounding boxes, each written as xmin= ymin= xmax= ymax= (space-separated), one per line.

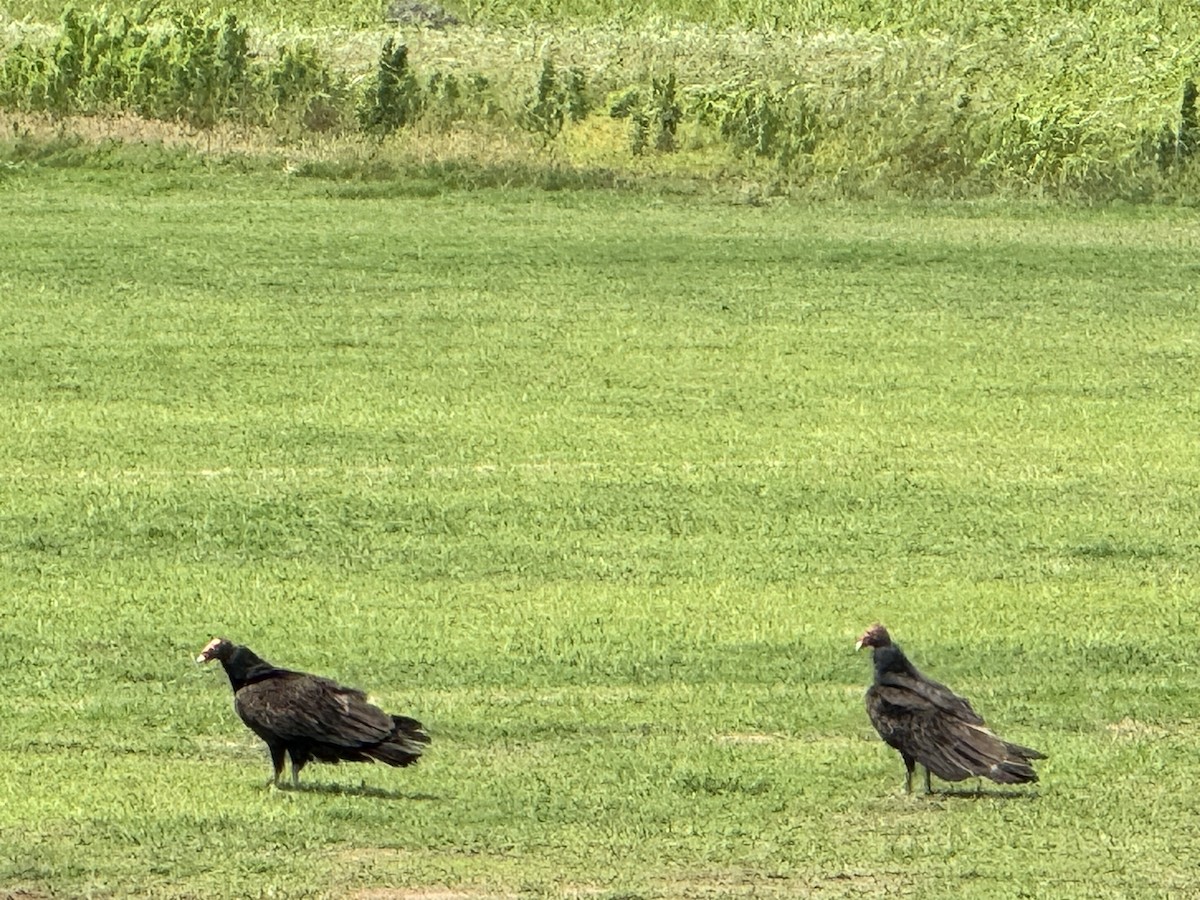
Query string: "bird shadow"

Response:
xmin=929 ymin=786 xmax=1040 ymax=801
xmin=283 ymin=782 xmax=441 ymax=802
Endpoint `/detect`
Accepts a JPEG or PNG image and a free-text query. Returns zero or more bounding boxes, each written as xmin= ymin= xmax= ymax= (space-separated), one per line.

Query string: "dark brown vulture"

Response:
xmin=197 ymin=637 xmax=430 ymax=788
xmin=856 ymin=624 xmax=1044 ymax=794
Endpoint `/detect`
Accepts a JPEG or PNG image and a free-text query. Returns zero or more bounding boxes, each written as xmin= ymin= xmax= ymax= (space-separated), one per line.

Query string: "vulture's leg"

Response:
xmin=267 ymin=743 xmax=286 ymax=788
xmin=923 ymin=768 xmax=933 ymax=795
xmin=289 ymin=750 xmax=309 ymax=788
xmin=902 ymin=754 xmax=916 ymax=794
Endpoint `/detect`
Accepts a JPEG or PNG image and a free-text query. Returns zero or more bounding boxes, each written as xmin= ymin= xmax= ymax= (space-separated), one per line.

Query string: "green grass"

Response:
xmin=2 ymin=163 xmax=1200 ymax=898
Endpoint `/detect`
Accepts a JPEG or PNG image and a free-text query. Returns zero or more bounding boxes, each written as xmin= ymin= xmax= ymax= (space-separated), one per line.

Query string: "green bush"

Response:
xmin=521 ymin=56 xmax=589 ymax=140
xmin=422 ymin=71 xmax=500 ymax=128
xmin=0 ymin=5 xmax=340 ymax=128
xmin=358 ymin=38 xmax=423 ymax=135
xmin=693 ymin=82 xmax=819 ymax=166
xmin=265 ymin=41 xmax=345 ymax=134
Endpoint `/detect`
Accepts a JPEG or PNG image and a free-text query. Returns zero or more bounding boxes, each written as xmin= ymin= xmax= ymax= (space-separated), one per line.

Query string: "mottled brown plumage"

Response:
xmin=856 ymin=624 xmax=1043 ymax=793
xmin=198 ymin=637 xmax=430 ymax=788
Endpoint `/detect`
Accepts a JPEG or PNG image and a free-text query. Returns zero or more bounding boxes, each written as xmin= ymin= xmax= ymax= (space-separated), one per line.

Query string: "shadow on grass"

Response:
xmin=284 ymin=782 xmax=441 ymax=801
xmin=931 ymin=787 xmax=1040 ymax=800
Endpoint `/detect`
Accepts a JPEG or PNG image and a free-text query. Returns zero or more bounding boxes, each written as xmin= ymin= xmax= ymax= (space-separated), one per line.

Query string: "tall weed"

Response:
xmin=520 ymin=56 xmax=589 ymax=140
xmin=0 ymin=6 xmax=345 ymax=129
xmin=358 ymin=38 xmax=422 ymax=135
xmin=3 ymin=3 xmax=1200 ymax=197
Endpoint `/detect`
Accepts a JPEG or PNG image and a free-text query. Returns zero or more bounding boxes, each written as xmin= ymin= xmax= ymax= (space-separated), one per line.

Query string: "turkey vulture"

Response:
xmin=197 ymin=637 xmax=430 ymax=788
xmin=856 ymin=624 xmax=1044 ymax=794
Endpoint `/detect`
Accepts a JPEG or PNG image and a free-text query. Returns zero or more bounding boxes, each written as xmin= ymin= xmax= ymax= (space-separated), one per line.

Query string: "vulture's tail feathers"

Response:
xmin=1002 ymin=740 xmax=1047 ymax=761
xmin=366 ymin=715 xmax=431 ymax=768
xmin=924 ymin=723 xmax=1043 ymax=785
xmin=987 ymin=758 xmax=1040 ymax=784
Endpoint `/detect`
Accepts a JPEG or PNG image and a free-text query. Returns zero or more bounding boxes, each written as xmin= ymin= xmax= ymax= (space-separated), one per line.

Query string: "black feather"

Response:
xmin=857 ymin=625 xmax=1043 ymax=793
xmin=198 ymin=637 xmax=430 ymax=787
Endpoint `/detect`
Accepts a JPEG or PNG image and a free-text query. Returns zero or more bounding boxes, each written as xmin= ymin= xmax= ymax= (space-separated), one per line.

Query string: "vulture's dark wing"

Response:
xmin=869 ymin=678 xmax=1038 ymax=783
xmin=877 ymin=668 xmax=985 ymax=725
xmin=236 ymin=674 xmax=394 ymax=749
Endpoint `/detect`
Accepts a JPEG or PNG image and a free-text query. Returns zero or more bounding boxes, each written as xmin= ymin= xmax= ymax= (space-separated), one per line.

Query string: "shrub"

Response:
xmin=0 ymin=6 xmax=289 ymax=127
xmin=521 ymin=56 xmax=589 ymax=140
xmin=693 ymin=82 xmax=819 ymax=166
xmin=1157 ymin=78 xmax=1199 ymax=169
xmin=358 ymin=38 xmax=423 ymax=135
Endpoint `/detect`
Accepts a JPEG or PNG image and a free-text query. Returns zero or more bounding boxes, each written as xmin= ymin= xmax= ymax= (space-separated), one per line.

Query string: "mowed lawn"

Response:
xmin=1 ymin=165 xmax=1199 ymax=898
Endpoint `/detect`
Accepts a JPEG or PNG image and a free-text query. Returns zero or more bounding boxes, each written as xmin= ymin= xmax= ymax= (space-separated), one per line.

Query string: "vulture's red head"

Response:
xmin=855 ymin=623 xmax=892 ymax=651
xmin=196 ymin=637 xmax=233 ymax=664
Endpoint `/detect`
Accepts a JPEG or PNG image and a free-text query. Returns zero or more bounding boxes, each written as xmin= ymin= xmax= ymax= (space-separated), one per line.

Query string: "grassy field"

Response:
xmin=2 ymin=160 xmax=1200 ymax=898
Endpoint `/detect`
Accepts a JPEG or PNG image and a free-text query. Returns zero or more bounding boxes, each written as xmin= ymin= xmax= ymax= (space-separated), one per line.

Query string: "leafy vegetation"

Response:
xmin=357 ymin=37 xmax=422 ymax=134
xmin=1 ymin=165 xmax=1199 ymax=897
xmin=3 ymin=2 xmax=1200 ymax=197
xmin=0 ymin=6 xmax=346 ymax=129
